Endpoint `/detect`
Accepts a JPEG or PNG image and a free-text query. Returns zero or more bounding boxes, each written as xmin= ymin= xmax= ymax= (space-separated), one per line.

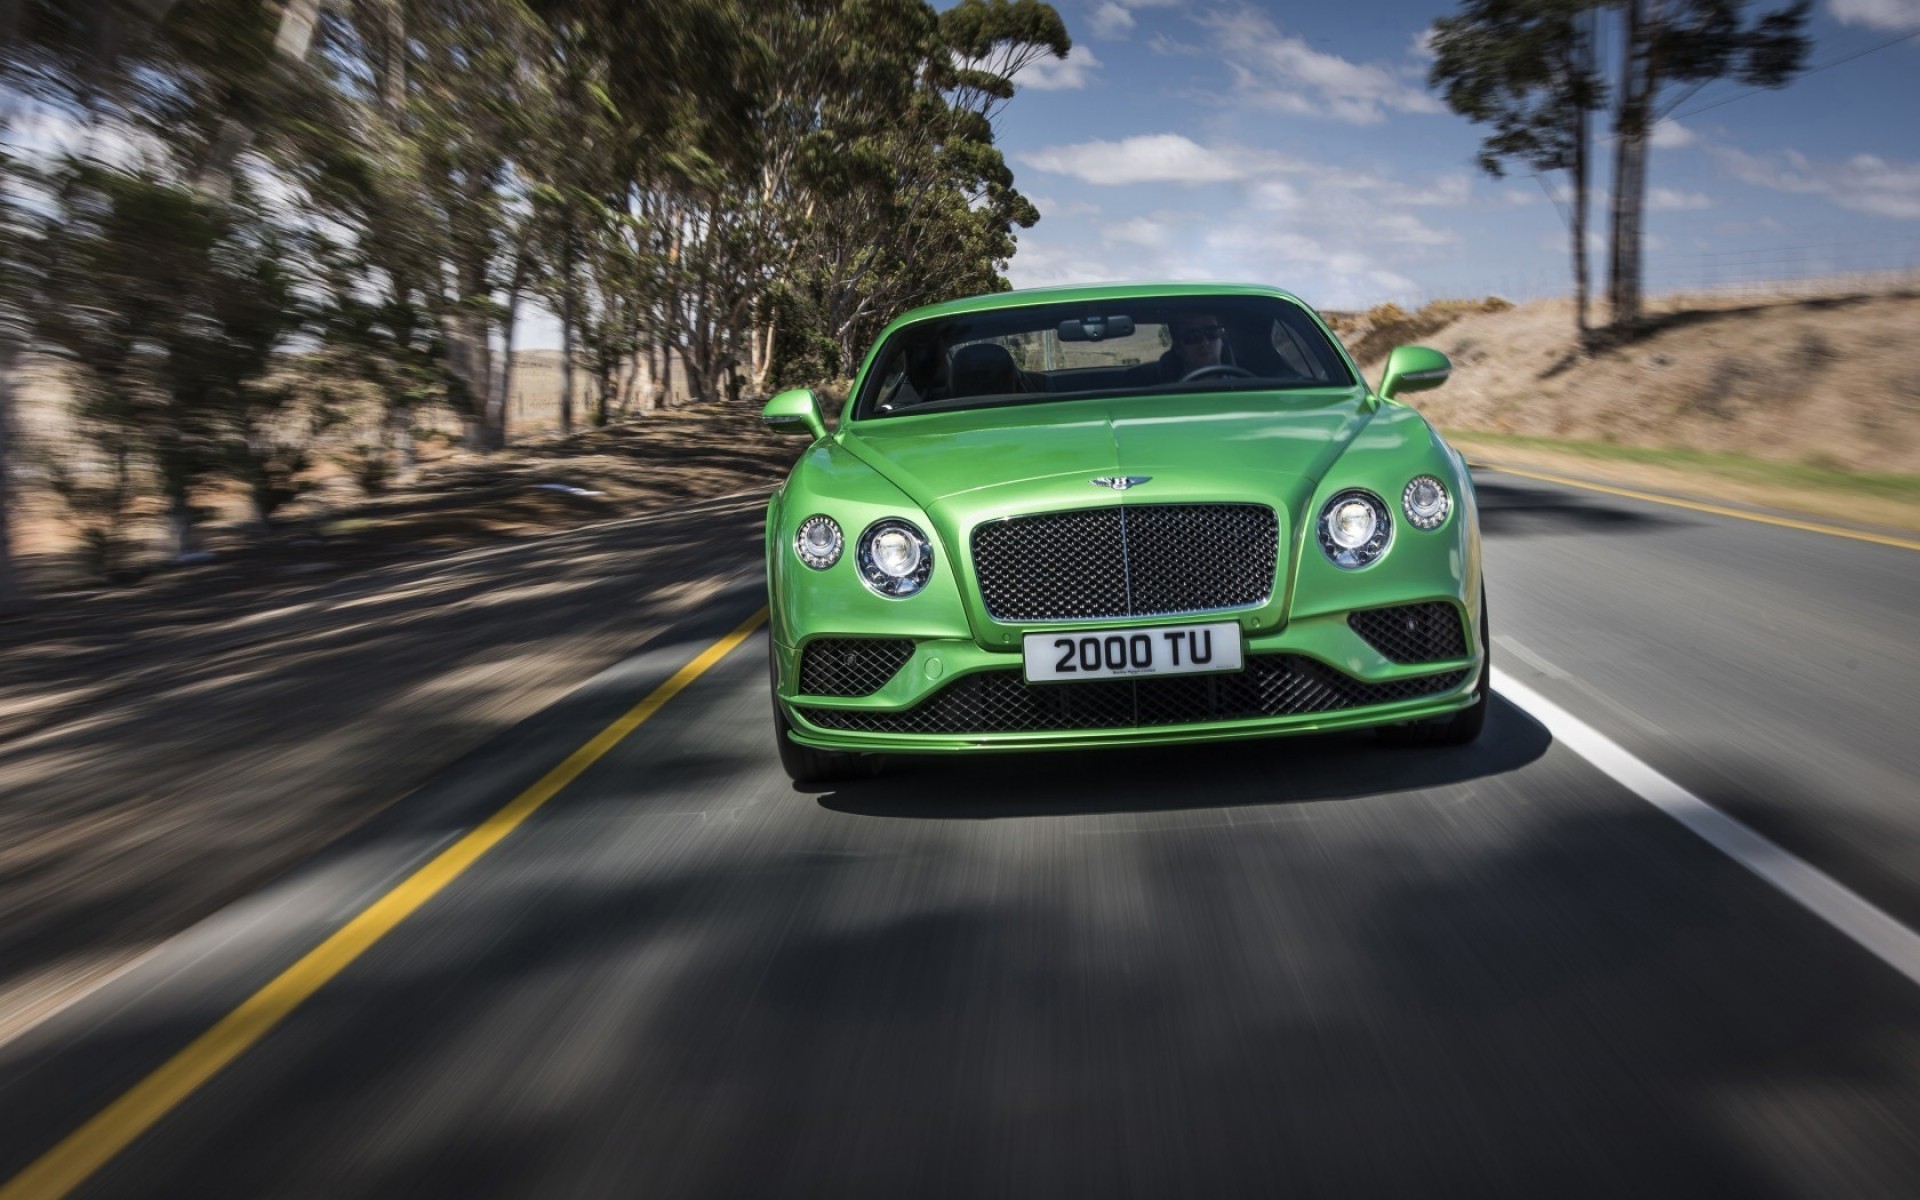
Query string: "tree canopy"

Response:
xmin=0 ymin=0 xmax=1069 ymax=596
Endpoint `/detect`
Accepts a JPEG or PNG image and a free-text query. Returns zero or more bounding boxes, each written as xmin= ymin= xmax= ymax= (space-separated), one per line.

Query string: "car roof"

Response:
xmin=885 ymin=281 xmax=1314 ymax=328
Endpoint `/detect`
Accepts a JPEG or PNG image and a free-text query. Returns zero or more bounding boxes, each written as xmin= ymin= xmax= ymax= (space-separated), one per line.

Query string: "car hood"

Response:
xmin=838 ymin=389 xmax=1376 ymax=512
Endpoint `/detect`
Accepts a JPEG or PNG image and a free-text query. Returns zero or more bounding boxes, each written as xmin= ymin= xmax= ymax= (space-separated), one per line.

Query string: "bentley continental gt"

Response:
xmin=761 ymin=282 xmax=1487 ymax=783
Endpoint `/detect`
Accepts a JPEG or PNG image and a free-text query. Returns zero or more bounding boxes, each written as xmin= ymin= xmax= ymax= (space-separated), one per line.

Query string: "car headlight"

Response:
xmin=794 ymin=515 xmax=843 ymax=570
xmin=857 ymin=518 xmax=934 ymax=597
xmin=1402 ymin=476 xmax=1450 ymax=530
xmin=1318 ymin=489 xmax=1391 ymax=569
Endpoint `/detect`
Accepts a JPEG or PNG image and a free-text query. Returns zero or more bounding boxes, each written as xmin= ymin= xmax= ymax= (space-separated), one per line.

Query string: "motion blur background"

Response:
xmin=1 ymin=0 xmax=1916 ymax=600
xmin=3 ymin=6 xmax=1920 ymax=1195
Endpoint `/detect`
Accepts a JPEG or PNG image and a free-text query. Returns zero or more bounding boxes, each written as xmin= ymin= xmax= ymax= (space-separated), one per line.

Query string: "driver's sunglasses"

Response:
xmin=1176 ymin=325 xmax=1226 ymax=346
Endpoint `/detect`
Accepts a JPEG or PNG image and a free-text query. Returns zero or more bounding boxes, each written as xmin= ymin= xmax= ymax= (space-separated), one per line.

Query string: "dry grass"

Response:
xmin=8 ymin=348 xmax=707 ymax=581
xmin=1359 ymin=290 xmax=1920 ymax=477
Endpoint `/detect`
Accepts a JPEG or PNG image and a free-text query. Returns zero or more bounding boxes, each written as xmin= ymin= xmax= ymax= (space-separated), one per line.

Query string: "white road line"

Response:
xmin=1493 ymin=667 xmax=1920 ymax=988
xmin=1492 ymin=635 xmax=1568 ymax=678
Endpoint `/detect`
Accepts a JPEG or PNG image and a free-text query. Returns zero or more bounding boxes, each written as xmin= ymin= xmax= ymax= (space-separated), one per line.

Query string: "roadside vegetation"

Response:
xmin=1339 ymin=288 xmax=1920 ymax=532
xmin=0 ymin=0 xmax=1069 ymax=607
xmin=1428 ymin=0 xmax=1811 ymax=346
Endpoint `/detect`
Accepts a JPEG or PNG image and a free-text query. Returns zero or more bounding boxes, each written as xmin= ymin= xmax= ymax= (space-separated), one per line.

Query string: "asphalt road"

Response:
xmin=4 ymin=469 xmax=1920 ymax=1198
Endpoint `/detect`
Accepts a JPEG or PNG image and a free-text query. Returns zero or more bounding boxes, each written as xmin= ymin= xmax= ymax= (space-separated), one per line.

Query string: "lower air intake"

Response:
xmin=798 ymin=638 xmax=915 ymax=697
xmin=1347 ymin=603 xmax=1469 ymax=664
xmin=799 ymin=656 xmax=1466 ymax=735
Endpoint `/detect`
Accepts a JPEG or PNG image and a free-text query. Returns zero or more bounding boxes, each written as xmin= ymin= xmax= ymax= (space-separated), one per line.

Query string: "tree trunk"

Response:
xmin=590 ymin=356 xmax=612 ymax=427
xmin=445 ymin=309 xmax=489 ymax=449
xmin=1571 ymin=11 xmax=1594 ymax=349
xmin=389 ymin=403 xmax=415 ymax=483
xmin=750 ymin=308 xmax=777 ymax=395
xmin=0 ymin=339 xmax=21 ymax=614
xmin=490 ymin=279 xmax=520 ymax=449
xmin=633 ymin=348 xmax=653 ymax=414
xmin=1608 ymin=0 xmax=1651 ymax=331
xmin=558 ymin=232 xmax=576 ymax=436
xmin=189 ymin=0 xmax=324 ymax=200
xmin=656 ymin=328 xmax=674 ymax=409
xmin=618 ymin=354 xmax=638 ymax=418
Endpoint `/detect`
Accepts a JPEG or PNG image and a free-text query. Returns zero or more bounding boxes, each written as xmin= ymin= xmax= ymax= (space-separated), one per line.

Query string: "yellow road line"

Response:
xmin=1481 ymin=463 xmax=1920 ymax=552
xmin=1 ymin=607 xmax=769 ymax=1200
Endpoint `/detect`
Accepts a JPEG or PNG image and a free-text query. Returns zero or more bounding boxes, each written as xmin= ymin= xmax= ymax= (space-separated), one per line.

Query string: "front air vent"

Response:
xmin=798 ymin=638 xmax=915 ymax=697
xmin=1347 ymin=603 xmax=1469 ymax=664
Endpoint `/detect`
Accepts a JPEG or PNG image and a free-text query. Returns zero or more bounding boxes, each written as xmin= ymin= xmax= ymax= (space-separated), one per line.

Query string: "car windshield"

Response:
xmin=852 ymin=294 xmax=1356 ymax=420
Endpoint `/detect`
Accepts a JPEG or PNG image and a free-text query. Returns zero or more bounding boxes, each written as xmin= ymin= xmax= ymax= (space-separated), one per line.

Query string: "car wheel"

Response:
xmin=1379 ymin=591 xmax=1489 ymax=748
xmin=770 ymin=643 xmax=881 ymax=784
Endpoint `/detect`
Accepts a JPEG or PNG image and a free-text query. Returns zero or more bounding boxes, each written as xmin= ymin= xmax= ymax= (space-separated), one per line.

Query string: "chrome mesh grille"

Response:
xmin=798 ymin=656 xmax=1465 ymax=735
xmin=1348 ymin=603 xmax=1469 ymax=664
xmin=971 ymin=504 xmax=1277 ymax=622
xmin=798 ymin=639 xmax=915 ymax=697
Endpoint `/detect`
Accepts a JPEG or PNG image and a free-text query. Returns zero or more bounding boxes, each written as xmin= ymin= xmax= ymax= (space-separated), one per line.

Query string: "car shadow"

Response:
xmin=1474 ymin=477 xmax=1684 ymax=538
xmin=813 ymin=695 xmax=1550 ymax=819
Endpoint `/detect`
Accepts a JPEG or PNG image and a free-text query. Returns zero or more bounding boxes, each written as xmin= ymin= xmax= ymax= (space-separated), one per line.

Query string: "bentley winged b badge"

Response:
xmin=1090 ymin=476 xmax=1151 ymax=491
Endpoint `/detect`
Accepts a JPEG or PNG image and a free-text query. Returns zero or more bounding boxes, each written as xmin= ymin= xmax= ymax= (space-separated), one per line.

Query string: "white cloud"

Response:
xmin=1087 ymin=0 xmax=1180 ymax=40
xmin=1651 ymin=120 xmax=1697 ymax=150
xmin=1004 ymin=241 xmax=1120 ymax=289
xmin=1505 ymin=189 xmax=1537 ymax=206
xmin=1247 ymin=180 xmax=1303 ymax=210
xmin=1398 ymin=173 xmax=1472 ymax=207
xmin=1829 ymin=0 xmax=1920 ymax=32
xmin=1033 ymin=195 xmax=1104 ymax=219
xmin=1202 ymin=223 xmax=1423 ymax=309
xmin=1018 ymin=134 xmax=1255 ymax=185
xmin=1409 ymin=28 xmax=1438 ymax=61
xmin=1713 ymin=144 xmax=1920 ymax=219
xmin=1647 ymin=187 xmax=1713 ymax=211
xmin=1198 ymin=10 xmax=1444 ymax=125
xmin=1020 ymin=45 xmax=1102 ymax=91
xmin=1090 ymin=3 xmax=1134 ymax=38
xmin=1367 ymin=213 xmax=1459 ymax=248
xmin=1103 ymin=216 xmax=1176 ymax=248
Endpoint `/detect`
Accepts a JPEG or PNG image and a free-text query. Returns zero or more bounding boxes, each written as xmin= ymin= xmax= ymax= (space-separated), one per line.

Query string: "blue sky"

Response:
xmin=997 ymin=0 xmax=1920 ymax=311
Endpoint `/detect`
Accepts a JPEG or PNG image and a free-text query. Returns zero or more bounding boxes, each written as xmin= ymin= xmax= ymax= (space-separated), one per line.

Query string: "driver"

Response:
xmin=1171 ymin=312 xmax=1229 ymax=376
xmin=1127 ymin=311 xmax=1236 ymax=383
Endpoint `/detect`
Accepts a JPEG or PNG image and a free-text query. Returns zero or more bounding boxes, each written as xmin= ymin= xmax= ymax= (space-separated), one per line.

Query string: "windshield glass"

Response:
xmin=852 ymin=294 xmax=1355 ymax=420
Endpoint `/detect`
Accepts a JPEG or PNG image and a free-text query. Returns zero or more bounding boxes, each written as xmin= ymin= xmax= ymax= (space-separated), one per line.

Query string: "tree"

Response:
xmin=762 ymin=0 xmax=1066 ymax=381
xmin=1429 ymin=0 xmax=1605 ymax=346
xmin=1605 ymin=0 xmax=1809 ymax=327
xmin=34 ymin=164 xmax=303 ymax=568
xmin=0 ymin=144 xmax=29 ymax=612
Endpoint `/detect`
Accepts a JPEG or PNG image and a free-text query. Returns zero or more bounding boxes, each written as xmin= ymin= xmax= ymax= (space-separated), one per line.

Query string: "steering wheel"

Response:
xmin=1179 ymin=364 xmax=1257 ymax=383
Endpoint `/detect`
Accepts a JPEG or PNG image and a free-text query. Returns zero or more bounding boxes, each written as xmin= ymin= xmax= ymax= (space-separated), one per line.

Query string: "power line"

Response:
xmin=1665 ymin=25 xmax=1920 ymax=124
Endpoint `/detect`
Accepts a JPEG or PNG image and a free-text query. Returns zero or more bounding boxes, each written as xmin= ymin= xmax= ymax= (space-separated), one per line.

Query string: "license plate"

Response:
xmin=1023 ymin=621 xmax=1244 ymax=683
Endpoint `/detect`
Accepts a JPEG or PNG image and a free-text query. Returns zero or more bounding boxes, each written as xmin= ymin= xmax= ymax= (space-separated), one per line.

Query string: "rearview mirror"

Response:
xmin=1378 ymin=345 xmax=1452 ymax=400
xmin=1058 ymin=315 xmax=1136 ymax=342
xmin=761 ymin=388 xmax=826 ymax=439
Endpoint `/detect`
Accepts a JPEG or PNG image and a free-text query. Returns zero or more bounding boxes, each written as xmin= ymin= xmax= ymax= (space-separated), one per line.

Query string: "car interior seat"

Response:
xmin=947 ymin=343 xmax=1026 ymax=398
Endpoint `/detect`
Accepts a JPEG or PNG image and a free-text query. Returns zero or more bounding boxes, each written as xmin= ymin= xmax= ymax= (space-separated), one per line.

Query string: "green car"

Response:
xmin=761 ymin=282 xmax=1487 ymax=783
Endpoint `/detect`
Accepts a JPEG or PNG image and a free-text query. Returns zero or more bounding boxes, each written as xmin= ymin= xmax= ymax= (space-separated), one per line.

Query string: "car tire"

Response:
xmin=1378 ymin=591 xmax=1489 ymax=748
xmin=771 ymin=643 xmax=881 ymax=784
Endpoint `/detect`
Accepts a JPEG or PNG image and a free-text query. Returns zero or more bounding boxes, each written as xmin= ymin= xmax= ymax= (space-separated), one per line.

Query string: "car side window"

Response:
xmin=1269 ymin=314 xmax=1346 ymax=382
xmin=1270 ymin=321 xmax=1318 ymax=378
xmin=875 ymin=366 xmax=924 ymax=411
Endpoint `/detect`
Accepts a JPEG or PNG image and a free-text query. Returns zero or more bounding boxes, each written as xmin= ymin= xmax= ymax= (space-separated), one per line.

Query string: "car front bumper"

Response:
xmin=774 ymin=606 xmax=1484 ymax=755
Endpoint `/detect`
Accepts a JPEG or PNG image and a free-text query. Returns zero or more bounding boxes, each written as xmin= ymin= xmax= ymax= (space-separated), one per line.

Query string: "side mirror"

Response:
xmin=762 ymin=388 xmax=826 ymax=439
xmin=1377 ymin=346 xmax=1452 ymax=400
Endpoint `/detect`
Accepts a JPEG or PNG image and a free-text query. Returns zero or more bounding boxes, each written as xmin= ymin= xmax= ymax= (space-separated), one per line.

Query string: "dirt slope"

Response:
xmin=1347 ymin=291 xmax=1920 ymax=476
